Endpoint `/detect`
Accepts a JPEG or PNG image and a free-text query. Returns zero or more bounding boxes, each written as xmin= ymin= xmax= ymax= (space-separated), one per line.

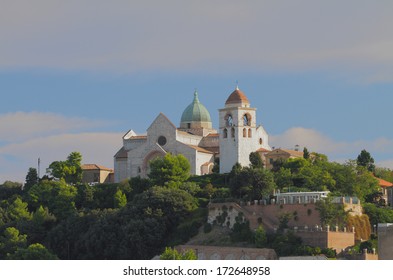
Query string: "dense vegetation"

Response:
xmin=0 ymin=149 xmax=392 ymax=259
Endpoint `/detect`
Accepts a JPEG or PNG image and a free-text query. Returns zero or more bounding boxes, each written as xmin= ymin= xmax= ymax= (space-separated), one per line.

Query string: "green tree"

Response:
xmin=28 ymin=180 xmax=77 ymax=220
xmin=229 ymin=166 xmax=276 ymax=200
xmin=7 ymin=197 xmax=32 ymax=222
xmin=160 ymin=247 xmax=197 ymax=260
xmin=114 ymin=189 xmax=127 ymax=208
xmin=23 ymin=206 xmax=57 ymax=244
xmin=315 ymin=196 xmax=347 ymax=227
xmin=274 ymin=168 xmax=293 ymax=191
xmin=24 ymin=168 xmax=39 ymax=192
xmin=49 ymin=151 xmax=83 ymax=184
xmin=0 ymin=227 xmax=27 ymax=258
xmin=357 ymin=149 xmax=376 ymax=172
xmin=303 ymin=147 xmax=310 ymax=160
xmin=132 ymin=186 xmax=198 ymax=227
xmin=149 ymin=153 xmax=191 ymax=187
xmin=7 ymin=243 xmax=58 ymax=260
xmin=254 ymin=225 xmax=267 ymax=248
xmin=0 ymin=181 xmax=23 ymax=201
xmin=249 ymin=152 xmax=264 ymax=169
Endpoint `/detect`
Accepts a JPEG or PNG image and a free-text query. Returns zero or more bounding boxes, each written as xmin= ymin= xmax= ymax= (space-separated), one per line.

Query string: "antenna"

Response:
xmin=38 ymin=157 xmax=41 ymax=178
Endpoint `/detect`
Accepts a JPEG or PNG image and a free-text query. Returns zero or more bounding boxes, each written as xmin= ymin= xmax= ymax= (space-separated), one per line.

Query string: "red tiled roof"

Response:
xmin=130 ymin=135 xmax=147 ymax=140
xmin=376 ymin=177 xmax=393 ymax=188
xmin=257 ymin=148 xmax=271 ymax=153
xmin=82 ymin=164 xmax=113 ymax=172
xmin=206 ymin=133 xmax=219 ymax=137
xmin=225 ymin=88 xmax=250 ymax=105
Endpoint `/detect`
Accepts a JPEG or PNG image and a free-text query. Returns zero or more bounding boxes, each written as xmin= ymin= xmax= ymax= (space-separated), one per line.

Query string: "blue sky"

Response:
xmin=1 ymin=1 xmax=393 ymax=182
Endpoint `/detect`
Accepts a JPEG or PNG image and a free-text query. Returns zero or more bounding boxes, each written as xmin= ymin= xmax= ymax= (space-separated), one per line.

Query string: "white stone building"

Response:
xmin=114 ymin=88 xmax=271 ymax=182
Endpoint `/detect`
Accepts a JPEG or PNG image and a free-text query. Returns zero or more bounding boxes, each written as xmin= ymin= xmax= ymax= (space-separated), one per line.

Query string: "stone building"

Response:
xmin=114 ymin=88 xmax=271 ymax=182
xmin=81 ymin=164 xmax=114 ymax=184
xmin=265 ymin=148 xmax=304 ymax=170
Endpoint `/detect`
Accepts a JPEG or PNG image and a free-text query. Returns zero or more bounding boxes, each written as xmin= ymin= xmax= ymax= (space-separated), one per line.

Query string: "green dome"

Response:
xmin=180 ymin=91 xmax=212 ymax=129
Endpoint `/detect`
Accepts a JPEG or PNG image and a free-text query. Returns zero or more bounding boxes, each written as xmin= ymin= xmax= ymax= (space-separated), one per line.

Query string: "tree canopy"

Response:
xmin=48 ymin=152 xmax=83 ymax=184
xmin=148 ymin=153 xmax=191 ymax=187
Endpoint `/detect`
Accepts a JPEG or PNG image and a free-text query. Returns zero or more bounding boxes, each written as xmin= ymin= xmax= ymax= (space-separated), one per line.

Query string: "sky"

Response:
xmin=1 ymin=0 xmax=393 ymax=183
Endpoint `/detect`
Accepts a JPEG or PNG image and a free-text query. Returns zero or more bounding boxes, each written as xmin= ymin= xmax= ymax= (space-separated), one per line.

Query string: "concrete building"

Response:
xmin=378 ymin=223 xmax=393 ymax=260
xmin=114 ymin=88 xmax=271 ymax=182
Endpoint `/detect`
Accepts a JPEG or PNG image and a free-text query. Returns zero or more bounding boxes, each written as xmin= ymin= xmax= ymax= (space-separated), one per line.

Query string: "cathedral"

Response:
xmin=114 ymin=87 xmax=271 ymax=183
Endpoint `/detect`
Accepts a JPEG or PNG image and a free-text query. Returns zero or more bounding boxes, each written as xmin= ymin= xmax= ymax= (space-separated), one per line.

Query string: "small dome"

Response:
xmin=225 ymin=87 xmax=250 ymax=107
xmin=180 ymin=91 xmax=212 ymax=129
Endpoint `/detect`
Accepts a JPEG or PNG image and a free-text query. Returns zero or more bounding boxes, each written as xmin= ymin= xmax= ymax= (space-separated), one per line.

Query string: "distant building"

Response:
xmin=82 ymin=164 xmax=114 ymax=184
xmin=375 ymin=177 xmax=393 ymax=205
xmin=265 ymin=148 xmax=304 ymax=169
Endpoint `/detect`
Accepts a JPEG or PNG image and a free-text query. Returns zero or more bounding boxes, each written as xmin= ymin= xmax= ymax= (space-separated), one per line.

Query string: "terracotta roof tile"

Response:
xmin=375 ymin=177 xmax=393 ymax=188
xmin=82 ymin=164 xmax=113 ymax=172
xmin=225 ymin=88 xmax=250 ymax=105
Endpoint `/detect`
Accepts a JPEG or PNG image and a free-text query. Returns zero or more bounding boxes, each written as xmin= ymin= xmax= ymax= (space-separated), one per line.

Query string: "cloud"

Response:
xmin=0 ymin=112 xmax=106 ymax=143
xmin=1 ymin=1 xmax=393 ymax=80
xmin=270 ymin=127 xmax=348 ymax=154
xmin=0 ymin=132 xmax=123 ymax=183
xmin=271 ymin=127 xmax=393 ymax=165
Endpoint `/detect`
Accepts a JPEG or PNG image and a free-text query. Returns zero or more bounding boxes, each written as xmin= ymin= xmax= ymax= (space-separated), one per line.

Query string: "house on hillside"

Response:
xmin=265 ymin=148 xmax=304 ymax=169
xmin=82 ymin=164 xmax=114 ymax=184
xmin=375 ymin=177 xmax=393 ymax=206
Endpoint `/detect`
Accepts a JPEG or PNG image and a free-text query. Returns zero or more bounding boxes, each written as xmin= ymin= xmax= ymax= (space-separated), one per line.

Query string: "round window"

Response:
xmin=158 ymin=136 xmax=167 ymax=146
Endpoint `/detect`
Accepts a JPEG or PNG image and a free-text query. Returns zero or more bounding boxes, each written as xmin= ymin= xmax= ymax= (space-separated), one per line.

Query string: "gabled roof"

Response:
xmin=147 ymin=112 xmax=177 ymax=131
xmin=257 ymin=148 xmax=271 ymax=153
xmin=266 ymin=148 xmax=304 ymax=158
xmin=375 ymin=177 xmax=393 ymax=188
xmin=82 ymin=164 xmax=113 ymax=172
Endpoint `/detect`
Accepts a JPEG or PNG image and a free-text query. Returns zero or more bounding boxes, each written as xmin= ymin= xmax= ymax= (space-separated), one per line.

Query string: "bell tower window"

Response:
xmin=225 ymin=114 xmax=233 ymax=127
xmin=243 ymin=114 xmax=251 ymax=126
xmin=248 ymin=128 xmax=252 ymax=138
xmin=223 ymin=128 xmax=228 ymax=138
xmin=231 ymin=127 xmax=235 ymax=138
xmin=243 ymin=128 xmax=247 ymax=138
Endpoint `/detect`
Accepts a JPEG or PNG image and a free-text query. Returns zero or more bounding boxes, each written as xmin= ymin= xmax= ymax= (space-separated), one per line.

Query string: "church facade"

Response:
xmin=114 ymin=87 xmax=271 ymax=183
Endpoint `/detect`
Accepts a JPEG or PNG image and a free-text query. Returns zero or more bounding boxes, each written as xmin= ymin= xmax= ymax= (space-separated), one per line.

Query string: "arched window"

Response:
xmin=225 ymin=114 xmax=233 ymax=127
xmin=259 ymin=138 xmax=263 ymax=145
xmin=248 ymin=128 xmax=252 ymax=138
xmin=243 ymin=113 xmax=251 ymax=126
xmin=231 ymin=127 xmax=235 ymax=138
xmin=243 ymin=128 xmax=247 ymax=138
xmin=223 ymin=128 xmax=228 ymax=138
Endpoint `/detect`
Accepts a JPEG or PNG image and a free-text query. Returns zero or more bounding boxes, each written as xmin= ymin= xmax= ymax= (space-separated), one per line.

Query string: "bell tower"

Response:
xmin=219 ymin=87 xmax=258 ymax=173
